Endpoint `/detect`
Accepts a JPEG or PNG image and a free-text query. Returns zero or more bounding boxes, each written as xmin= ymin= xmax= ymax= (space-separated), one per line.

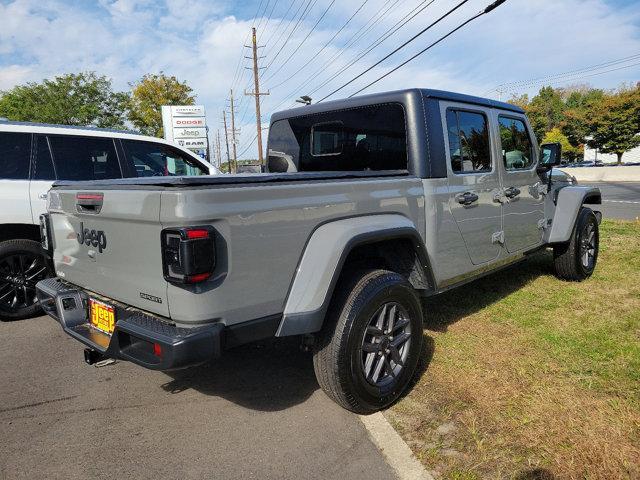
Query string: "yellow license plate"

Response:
xmin=89 ymin=299 xmax=115 ymax=335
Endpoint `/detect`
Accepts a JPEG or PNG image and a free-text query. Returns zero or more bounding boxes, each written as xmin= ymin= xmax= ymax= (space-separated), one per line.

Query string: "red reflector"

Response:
xmin=76 ymin=193 xmax=103 ymax=200
xmin=153 ymin=343 xmax=162 ymax=357
xmin=186 ymin=229 xmax=209 ymax=239
xmin=187 ymin=272 xmax=211 ymax=283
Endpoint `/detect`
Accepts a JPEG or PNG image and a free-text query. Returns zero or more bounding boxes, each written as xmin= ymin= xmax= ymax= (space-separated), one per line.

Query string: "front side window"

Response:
xmin=267 ymin=103 xmax=407 ymax=172
xmin=0 ymin=132 xmax=31 ymax=180
xmin=48 ymin=136 xmax=121 ymax=181
xmin=122 ymin=140 xmax=207 ymax=177
xmin=498 ymin=116 xmax=534 ymax=170
xmin=446 ymin=109 xmax=491 ymax=174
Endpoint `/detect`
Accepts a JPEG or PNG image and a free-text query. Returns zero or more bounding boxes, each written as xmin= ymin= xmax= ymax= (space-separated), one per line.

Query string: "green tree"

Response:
xmin=543 ymin=127 xmax=578 ymax=161
xmin=0 ymin=72 xmax=128 ymax=128
xmin=525 ymin=86 xmax=566 ymax=142
xmin=586 ymin=86 xmax=640 ymax=165
xmin=128 ymin=73 xmax=196 ymax=137
xmin=560 ymin=88 xmax=605 ymax=153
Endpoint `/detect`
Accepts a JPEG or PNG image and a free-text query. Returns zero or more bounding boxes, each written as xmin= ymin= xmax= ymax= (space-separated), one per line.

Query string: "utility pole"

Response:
xmin=215 ymin=129 xmax=222 ymax=168
xmin=229 ymin=89 xmax=239 ymax=174
xmin=222 ymin=110 xmax=231 ymax=173
xmin=245 ymin=27 xmax=269 ymax=167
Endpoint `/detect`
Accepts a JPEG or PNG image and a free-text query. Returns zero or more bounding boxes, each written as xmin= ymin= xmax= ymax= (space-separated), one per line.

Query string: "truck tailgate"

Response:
xmin=49 ymin=188 xmax=169 ymax=317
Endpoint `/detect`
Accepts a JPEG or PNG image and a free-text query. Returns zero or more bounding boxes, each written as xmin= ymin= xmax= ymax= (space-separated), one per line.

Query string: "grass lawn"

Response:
xmin=387 ymin=220 xmax=640 ymax=479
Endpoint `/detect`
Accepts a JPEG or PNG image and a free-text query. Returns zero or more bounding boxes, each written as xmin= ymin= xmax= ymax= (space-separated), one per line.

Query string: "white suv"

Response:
xmin=0 ymin=120 xmax=219 ymax=320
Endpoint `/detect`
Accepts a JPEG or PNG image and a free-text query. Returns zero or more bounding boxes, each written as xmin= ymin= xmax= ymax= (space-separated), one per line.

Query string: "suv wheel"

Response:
xmin=0 ymin=239 xmax=51 ymax=321
xmin=553 ymin=207 xmax=599 ymax=281
xmin=313 ymin=269 xmax=423 ymax=414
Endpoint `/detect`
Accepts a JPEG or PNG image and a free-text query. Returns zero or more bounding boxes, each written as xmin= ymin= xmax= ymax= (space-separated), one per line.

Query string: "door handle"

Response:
xmin=455 ymin=191 xmax=479 ymax=206
xmin=504 ymin=187 xmax=521 ymax=199
xmin=38 ymin=192 xmax=48 ymax=200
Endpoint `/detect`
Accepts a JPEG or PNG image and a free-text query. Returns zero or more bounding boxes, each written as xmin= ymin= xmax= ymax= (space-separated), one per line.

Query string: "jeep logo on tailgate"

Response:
xmin=76 ymin=222 xmax=107 ymax=253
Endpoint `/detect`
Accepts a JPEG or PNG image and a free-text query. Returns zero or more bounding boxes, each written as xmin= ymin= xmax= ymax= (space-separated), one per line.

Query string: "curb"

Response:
xmin=359 ymin=412 xmax=434 ymax=480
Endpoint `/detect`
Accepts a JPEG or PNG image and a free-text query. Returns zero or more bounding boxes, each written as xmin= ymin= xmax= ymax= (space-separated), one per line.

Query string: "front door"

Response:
xmin=495 ymin=114 xmax=545 ymax=253
xmin=442 ymin=103 xmax=503 ymax=265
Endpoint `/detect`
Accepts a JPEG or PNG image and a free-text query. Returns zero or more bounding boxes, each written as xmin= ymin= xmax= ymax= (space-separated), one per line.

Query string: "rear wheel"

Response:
xmin=553 ymin=207 xmax=599 ymax=281
xmin=0 ymin=239 xmax=51 ymax=321
xmin=313 ymin=269 xmax=423 ymax=414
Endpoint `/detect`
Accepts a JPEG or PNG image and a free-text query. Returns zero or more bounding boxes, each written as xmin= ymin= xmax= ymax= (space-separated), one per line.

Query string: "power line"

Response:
xmin=491 ymin=52 xmax=640 ymax=93
xmin=345 ymin=0 xmax=508 ymax=99
xmin=266 ymin=0 xmax=401 ymax=112
xmin=267 ymin=0 xmax=368 ymax=90
xmin=503 ymin=60 xmax=640 ymax=95
xmin=238 ymin=134 xmax=258 ymax=158
xmin=262 ymin=0 xmax=318 ymax=76
xmin=318 ymin=0 xmax=476 ymax=102
xmin=262 ymin=0 xmax=300 ymax=48
xmin=263 ymin=0 xmax=337 ymax=82
xmin=306 ymin=0 xmax=436 ymax=99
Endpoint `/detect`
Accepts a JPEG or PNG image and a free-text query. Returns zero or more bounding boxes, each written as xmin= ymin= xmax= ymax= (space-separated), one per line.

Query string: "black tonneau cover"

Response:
xmin=52 ymin=170 xmax=409 ymax=189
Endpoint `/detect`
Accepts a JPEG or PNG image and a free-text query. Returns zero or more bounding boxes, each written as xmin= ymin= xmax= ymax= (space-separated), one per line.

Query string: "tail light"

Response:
xmin=40 ymin=213 xmax=52 ymax=253
xmin=161 ymin=226 xmax=215 ymax=284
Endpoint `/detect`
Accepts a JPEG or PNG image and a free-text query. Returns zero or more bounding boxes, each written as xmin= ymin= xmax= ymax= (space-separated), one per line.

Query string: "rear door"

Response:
xmin=442 ymin=102 xmax=503 ymax=265
xmin=29 ymin=135 xmax=56 ymax=221
xmin=495 ymin=114 xmax=545 ymax=252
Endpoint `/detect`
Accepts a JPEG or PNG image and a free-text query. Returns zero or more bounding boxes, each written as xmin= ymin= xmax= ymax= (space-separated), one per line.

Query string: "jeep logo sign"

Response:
xmin=76 ymin=222 xmax=107 ymax=253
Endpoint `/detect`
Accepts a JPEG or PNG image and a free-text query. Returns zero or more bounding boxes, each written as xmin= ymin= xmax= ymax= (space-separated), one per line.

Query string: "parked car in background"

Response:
xmin=0 ymin=120 xmax=218 ymax=320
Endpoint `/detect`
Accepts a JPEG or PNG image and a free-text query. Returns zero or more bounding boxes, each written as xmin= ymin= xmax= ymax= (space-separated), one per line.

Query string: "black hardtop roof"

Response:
xmin=270 ymin=88 xmax=523 ymax=122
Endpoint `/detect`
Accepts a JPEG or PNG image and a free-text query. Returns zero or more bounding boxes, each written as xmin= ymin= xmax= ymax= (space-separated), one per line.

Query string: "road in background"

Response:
xmin=580 ymin=182 xmax=640 ymax=221
xmin=0 ymin=316 xmax=397 ymax=480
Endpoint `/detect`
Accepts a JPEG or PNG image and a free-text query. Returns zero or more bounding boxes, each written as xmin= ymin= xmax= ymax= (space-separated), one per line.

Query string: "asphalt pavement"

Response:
xmin=582 ymin=181 xmax=640 ymax=220
xmin=0 ymin=316 xmax=397 ymax=480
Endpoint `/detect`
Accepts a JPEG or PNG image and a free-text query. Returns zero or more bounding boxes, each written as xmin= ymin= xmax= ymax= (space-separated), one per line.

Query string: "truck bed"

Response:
xmin=52 ymin=170 xmax=409 ymax=189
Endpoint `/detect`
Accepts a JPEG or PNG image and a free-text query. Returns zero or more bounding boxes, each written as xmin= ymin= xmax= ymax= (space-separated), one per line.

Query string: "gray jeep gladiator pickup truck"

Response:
xmin=36 ymin=89 xmax=601 ymax=413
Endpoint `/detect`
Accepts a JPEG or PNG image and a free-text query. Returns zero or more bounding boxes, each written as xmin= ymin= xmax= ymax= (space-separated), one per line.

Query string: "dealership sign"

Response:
xmin=161 ymin=105 xmax=209 ymax=160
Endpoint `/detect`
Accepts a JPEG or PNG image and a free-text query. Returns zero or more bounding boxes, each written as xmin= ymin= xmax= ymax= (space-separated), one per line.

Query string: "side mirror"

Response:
xmin=537 ymin=142 xmax=562 ymax=173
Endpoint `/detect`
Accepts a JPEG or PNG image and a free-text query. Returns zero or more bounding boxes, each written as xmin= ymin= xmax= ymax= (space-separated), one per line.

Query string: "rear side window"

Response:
xmin=0 ymin=132 xmax=31 ymax=180
xmin=446 ymin=109 xmax=491 ymax=174
xmin=267 ymin=103 xmax=407 ymax=172
xmin=33 ymin=135 xmax=56 ymax=180
xmin=48 ymin=136 xmax=121 ymax=181
xmin=498 ymin=116 xmax=534 ymax=170
xmin=122 ymin=140 xmax=207 ymax=177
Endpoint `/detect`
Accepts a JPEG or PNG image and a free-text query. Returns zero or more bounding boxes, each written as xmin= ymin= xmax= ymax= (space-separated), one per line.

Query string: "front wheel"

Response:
xmin=313 ymin=269 xmax=423 ymax=414
xmin=0 ymin=239 xmax=52 ymax=321
xmin=553 ymin=207 xmax=599 ymax=281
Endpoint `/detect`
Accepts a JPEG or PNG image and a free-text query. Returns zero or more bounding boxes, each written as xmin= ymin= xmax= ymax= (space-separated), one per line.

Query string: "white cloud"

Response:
xmin=0 ymin=0 xmax=639 ymax=160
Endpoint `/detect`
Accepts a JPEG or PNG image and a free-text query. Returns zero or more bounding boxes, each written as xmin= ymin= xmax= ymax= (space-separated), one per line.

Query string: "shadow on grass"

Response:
xmin=515 ymin=468 xmax=556 ymax=480
xmin=421 ymin=251 xmax=554 ymax=333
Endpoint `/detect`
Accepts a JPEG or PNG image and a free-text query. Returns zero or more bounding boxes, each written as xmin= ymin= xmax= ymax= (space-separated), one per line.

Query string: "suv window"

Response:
xmin=122 ymin=140 xmax=207 ymax=177
xmin=498 ymin=116 xmax=534 ymax=170
xmin=33 ymin=135 xmax=56 ymax=180
xmin=445 ymin=109 xmax=491 ymax=174
xmin=0 ymin=132 xmax=31 ymax=180
xmin=48 ymin=135 xmax=121 ymax=180
xmin=267 ymin=103 xmax=407 ymax=172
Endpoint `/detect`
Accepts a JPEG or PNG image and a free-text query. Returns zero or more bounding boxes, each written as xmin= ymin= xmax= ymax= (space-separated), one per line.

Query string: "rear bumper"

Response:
xmin=36 ymin=278 xmax=223 ymax=370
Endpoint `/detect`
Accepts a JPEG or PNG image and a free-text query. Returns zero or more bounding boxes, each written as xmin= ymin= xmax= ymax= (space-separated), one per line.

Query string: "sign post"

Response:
xmin=161 ymin=105 xmax=210 ymax=161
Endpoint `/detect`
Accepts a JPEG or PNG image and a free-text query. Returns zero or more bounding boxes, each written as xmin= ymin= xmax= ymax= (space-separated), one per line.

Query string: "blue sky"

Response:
xmin=1 ymin=0 xmax=639 ymax=159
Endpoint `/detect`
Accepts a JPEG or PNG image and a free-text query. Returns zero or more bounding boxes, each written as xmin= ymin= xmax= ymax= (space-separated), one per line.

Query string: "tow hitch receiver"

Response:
xmin=84 ymin=348 xmax=104 ymax=365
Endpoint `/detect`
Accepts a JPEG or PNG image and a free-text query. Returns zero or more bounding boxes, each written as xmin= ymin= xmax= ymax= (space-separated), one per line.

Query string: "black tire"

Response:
xmin=313 ymin=269 xmax=423 ymax=414
xmin=553 ymin=207 xmax=599 ymax=281
xmin=0 ymin=239 xmax=52 ymax=321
